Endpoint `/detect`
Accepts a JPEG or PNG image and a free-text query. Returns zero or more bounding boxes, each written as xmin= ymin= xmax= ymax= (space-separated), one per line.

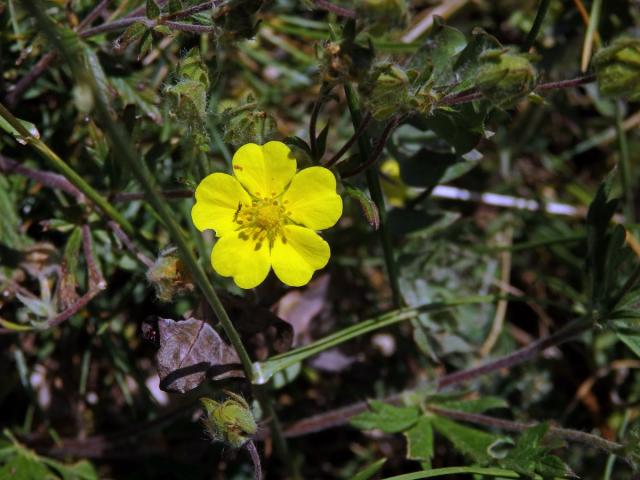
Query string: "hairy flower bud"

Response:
xmin=476 ymin=49 xmax=537 ymax=107
xmin=201 ymin=392 xmax=257 ymax=448
xmin=593 ymin=36 xmax=640 ymax=100
xmin=361 ymin=63 xmax=410 ymax=120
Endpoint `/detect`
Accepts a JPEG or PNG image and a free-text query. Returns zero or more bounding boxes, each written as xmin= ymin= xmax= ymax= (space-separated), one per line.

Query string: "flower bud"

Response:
xmin=361 ymin=63 xmax=410 ymax=120
xmin=475 ymin=49 xmax=536 ymax=108
xmin=201 ymin=392 xmax=257 ymax=448
xmin=146 ymin=248 xmax=193 ymax=302
xmin=593 ymin=36 xmax=640 ymax=100
xmin=221 ymin=99 xmax=277 ymax=149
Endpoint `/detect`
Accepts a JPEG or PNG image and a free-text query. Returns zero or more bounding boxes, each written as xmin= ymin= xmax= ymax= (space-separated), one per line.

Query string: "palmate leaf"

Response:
xmin=350 ymin=400 xmax=420 ymax=433
xmin=431 ymin=416 xmax=498 ymax=464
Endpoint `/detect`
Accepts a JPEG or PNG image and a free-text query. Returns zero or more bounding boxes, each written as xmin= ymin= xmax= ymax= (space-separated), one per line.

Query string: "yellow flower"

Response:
xmin=192 ymin=141 xmax=342 ymax=289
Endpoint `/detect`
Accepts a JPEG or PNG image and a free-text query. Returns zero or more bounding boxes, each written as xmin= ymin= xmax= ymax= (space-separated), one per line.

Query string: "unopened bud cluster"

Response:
xmin=475 ymin=49 xmax=537 ymax=107
xmin=593 ymin=36 xmax=640 ymax=100
xmin=201 ymin=392 xmax=257 ymax=448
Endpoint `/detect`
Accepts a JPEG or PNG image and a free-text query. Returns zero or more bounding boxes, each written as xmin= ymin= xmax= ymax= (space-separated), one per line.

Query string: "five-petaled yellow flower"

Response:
xmin=192 ymin=141 xmax=342 ymax=289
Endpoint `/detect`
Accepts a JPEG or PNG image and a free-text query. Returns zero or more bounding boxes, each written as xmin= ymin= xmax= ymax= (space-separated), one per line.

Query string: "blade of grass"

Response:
xmin=581 ymin=0 xmax=602 ymax=72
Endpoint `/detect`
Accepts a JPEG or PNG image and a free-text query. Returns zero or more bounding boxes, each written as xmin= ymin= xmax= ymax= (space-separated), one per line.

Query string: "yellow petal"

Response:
xmin=211 ymin=232 xmax=271 ymax=289
xmin=191 ymin=173 xmax=251 ymax=236
xmin=232 ymin=141 xmax=296 ymax=198
xmin=283 ymin=166 xmax=342 ymax=230
xmin=271 ymin=225 xmax=329 ymax=287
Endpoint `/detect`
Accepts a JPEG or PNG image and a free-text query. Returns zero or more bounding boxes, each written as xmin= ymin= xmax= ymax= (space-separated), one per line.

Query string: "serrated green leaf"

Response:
xmin=353 ymin=458 xmax=387 ymax=480
xmin=351 ymin=400 xmax=420 ymax=433
xmin=431 ymin=416 xmax=497 ymax=463
xmin=404 ymin=417 xmax=434 ymax=466
xmin=536 ymin=455 xmax=575 ymax=478
xmin=433 ymin=396 xmax=508 ymax=414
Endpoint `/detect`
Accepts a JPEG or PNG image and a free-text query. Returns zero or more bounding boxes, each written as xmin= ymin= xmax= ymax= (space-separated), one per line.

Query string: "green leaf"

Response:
xmin=418 ymin=21 xmax=467 ymax=87
xmin=431 ymin=417 xmax=497 ymax=463
xmin=433 ymin=396 xmax=509 ymax=414
xmin=146 ymin=0 xmax=160 ymax=19
xmin=351 ymin=400 xmax=420 ymax=433
xmin=618 ymin=332 xmax=640 ymax=357
xmin=536 ymin=455 xmax=575 ymax=478
xmin=420 ymin=103 xmax=490 ymax=154
xmin=117 ymin=22 xmax=147 ymax=51
xmin=433 ymin=416 xmax=498 ymax=464
xmin=404 ymin=417 xmax=434 ymax=466
xmin=448 ymin=28 xmax=502 ymax=95
xmin=345 ymin=184 xmax=380 ymax=230
xmin=0 ymin=116 xmax=40 ymax=144
xmin=353 ymin=458 xmax=387 ymax=480
xmin=0 ymin=453 xmax=54 ymax=479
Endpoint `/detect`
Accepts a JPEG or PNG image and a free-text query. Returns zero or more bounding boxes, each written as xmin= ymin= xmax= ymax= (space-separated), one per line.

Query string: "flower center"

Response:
xmin=235 ymin=198 xmax=288 ymax=246
xmin=253 ymin=202 xmax=283 ymax=230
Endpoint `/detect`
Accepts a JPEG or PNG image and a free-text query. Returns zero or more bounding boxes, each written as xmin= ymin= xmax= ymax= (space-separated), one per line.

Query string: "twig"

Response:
xmin=5 ymin=0 xmax=110 ymax=107
xmin=440 ymin=74 xmax=596 ymax=107
xmin=244 ymin=441 xmax=263 ymax=480
xmin=76 ymin=0 xmax=111 ymax=31
xmin=0 ymin=154 xmax=84 ymax=200
xmin=47 ymin=225 xmax=107 ymax=328
xmin=428 ymin=406 xmax=625 ymax=456
xmin=341 ymin=113 xmax=405 ymax=178
xmin=324 ymin=112 xmax=373 ymax=167
xmin=280 ymin=317 xmax=591 ymax=438
xmin=437 ymin=317 xmax=590 ymax=388
xmin=313 ymin=0 xmax=355 ymax=18
xmin=108 ymin=221 xmax=154 ymax=267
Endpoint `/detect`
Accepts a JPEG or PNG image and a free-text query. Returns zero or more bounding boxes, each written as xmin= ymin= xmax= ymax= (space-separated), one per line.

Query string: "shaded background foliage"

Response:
xmin=1 ymin=0 xmax=640 ymax=479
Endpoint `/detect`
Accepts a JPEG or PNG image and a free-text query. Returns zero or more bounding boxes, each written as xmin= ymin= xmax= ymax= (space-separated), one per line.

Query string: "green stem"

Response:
xmin=22 ymin=0 xmax=254 ymax=381
xmin=253 ymin=294 xmax=498 ymax=384
xmin=343 ymin=83 xmax=402 ymax=308
xmin=524 ymin=0 xmax=551 ymax=50
xmin=581 ymin=0 xmax=603 ymax=71
xmin=381 ymin=466 xmax=526 ymax=480
xmin=615 ymin=101 xmax=634 ymax=222
xmin=0 ymin=102 xmax=137 ymax=240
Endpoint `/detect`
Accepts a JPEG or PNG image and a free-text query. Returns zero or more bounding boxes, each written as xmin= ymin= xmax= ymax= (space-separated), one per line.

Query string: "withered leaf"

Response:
xmin=153 ymin=317 xmax=244 ymax=393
